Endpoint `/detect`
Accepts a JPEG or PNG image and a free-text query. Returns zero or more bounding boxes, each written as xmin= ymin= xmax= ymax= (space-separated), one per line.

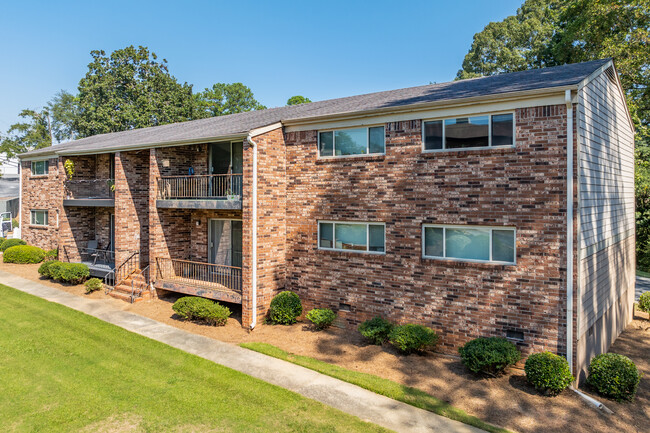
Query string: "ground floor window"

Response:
xmin=422 ymin=224 xmax=515 ymax=264
xmin=318 ymin=221 xmax=385 ymax=253
xmin=30 ymin=210 xmax=48 ymax=226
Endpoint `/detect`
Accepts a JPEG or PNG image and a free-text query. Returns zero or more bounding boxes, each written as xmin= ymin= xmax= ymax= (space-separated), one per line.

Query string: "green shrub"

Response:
xmin=51 ymin=262 xmax=90 ymax=284
xmin=587 ymin=353 xmax=641 ymax=401
xmin=44 ymin=249 xmax=58 ymax=261
xmin=358 ymin=317 xmax=394 ymax=345
xmin=46 ymin=261 xmax=64 ymax=280
xmin=172 ymin=296 xmax=231 ymax=326
xmin=524 ymin=352 xmax=573 ymax=395
xmin=268 ymin=291 xmax=302 ymax=325
xmin=306 ymin=308 xmax=336 ymax=330
xmin=3 ymin=245 xmax=45 ymax=264
xmin=0 ymin=238 xmax=4 ymax=249
xmin=459 ymin=337 xmax=521 ymax=375
xmin=388 ymin=324 xmax=439 ymax=354
xmin=85 ymin=278 xmax=103 ymax=293
xmin=0 ymin=238 xmax=26 ymax=252
xmin=12 ymin=218 xmax=18 ymax=229
xmin=638 ymin=291 xmax=650 ymax=314
xmin=38 ymin=260 xmax=58 ymax=278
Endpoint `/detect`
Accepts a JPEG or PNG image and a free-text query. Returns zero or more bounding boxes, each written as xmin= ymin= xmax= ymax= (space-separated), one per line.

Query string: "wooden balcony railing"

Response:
xmin=64 ymin=179 xmax=115 ymax=199
xmin=157 ymin=174 xmax=242 ymax=200
xmin=156 ymin=257 xmax=242 ymax=293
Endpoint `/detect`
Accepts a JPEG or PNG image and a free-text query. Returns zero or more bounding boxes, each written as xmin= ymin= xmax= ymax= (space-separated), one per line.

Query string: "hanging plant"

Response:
xmin=63 ymin=159 xmax=75 ymax=180
xmin=107 ymin=179 xmax=116 ymax=192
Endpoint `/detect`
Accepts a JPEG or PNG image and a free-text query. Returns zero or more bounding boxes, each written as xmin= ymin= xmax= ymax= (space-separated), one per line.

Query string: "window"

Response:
xmin=31 ymin=160 xmax=49 ymax=176
xmin=30 ymin=210 xmax=48 ymax=226
xmin=422 ymin=225 xmax=515 ymax=264
xmin=318 ymin=221 xmax=385 ymax=253
xmin=423 ymin=113 xmax=514 ymax=151
xmin=319 ymin=126 xmax=385 ymax=157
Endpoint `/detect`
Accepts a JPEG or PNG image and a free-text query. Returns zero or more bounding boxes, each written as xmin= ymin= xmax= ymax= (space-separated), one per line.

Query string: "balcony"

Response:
xmin=156 ymin=174 xmax=242 ymax=210
xmin=154 ymin=257 xmax=242 ymax=304
xmin=63 ymin=179 xmax=115 ymax=207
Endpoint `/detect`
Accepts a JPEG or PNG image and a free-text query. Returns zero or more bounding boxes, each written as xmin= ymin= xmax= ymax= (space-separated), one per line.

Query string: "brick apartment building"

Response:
xmin=18 ymin=59 xmax=635 ymax=381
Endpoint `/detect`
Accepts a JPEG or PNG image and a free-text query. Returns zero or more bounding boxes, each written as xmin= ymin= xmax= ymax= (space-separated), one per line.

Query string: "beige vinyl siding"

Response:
xmin=577 ymin=68 xmax=635 ymax=338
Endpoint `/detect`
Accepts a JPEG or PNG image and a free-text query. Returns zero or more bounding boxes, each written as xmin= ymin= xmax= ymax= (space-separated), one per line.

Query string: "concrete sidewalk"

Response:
xmin=0 ymin=270 xmax=485 ymax=433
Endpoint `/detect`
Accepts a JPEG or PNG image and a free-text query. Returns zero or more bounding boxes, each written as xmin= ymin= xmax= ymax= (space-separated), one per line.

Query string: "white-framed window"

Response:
xmin=318 ymin=221 xmax=385 ymax=254
xmin=318 ymin=126 xmax=385 ymax=157
xmin=422 ymin=224 xmax=516 ymax=264
xmin=30 ymin=210 xmax=49 ymax=226
xmin=31 ymin=160 xmax=49 ymax=176
xmin=422 ymin=112 xmax=514 ymax=151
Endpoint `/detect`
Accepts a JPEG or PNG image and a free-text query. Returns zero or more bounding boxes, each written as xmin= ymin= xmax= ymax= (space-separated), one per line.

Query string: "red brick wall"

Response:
xmin=242 ymin=129 xmax=287 ymax=326
xmin=20 ymin=157 xmax=62 ymax=251
xmin=284 ymin=105 xmax=575 ymax=357
xmin=115 ymin=150 xmax=149 ymax=267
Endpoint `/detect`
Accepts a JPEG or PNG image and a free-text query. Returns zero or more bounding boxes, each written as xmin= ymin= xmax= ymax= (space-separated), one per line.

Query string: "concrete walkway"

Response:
xmin=636 ymin=276 xmax=650 ymax=302
xmin=0 ymin=270 xmax=484 ymax=433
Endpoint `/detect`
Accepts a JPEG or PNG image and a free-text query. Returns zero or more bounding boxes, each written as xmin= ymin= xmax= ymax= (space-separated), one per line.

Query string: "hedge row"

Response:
xmin=38 ymin=260 xmax=89 ymax=284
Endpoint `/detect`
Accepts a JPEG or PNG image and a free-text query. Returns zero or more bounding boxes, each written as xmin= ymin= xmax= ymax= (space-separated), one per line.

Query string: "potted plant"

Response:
xmin=226 ymin=189 xmax=240 ymax=201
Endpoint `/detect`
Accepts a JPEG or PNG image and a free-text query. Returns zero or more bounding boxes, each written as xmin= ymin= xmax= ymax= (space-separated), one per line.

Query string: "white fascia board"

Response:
xmin=283 ymin=87 xmax=575 ymax=132
xmin=249 ymin=122 xmax=283 ymax=137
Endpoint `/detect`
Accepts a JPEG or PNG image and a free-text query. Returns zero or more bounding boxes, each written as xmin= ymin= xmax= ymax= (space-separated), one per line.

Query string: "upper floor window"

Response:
xmin=31 ymin=160 xmax=49 ymax=176
xmin=30 ymin=210 xmax=48 ymax=226
xmin=423 ymin=113 xmax=514 ymax=151
xmin=318 ymin=221 xmax=385 ymax=254
xmin=422 ymin=224 xmax=515 ymax=264
xmin=319 ymin=126 xmax=385 ymax=157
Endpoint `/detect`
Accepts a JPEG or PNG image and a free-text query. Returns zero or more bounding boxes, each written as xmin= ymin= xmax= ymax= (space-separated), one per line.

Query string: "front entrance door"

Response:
xmin=209 ymin=219 xmax=242 ymax=267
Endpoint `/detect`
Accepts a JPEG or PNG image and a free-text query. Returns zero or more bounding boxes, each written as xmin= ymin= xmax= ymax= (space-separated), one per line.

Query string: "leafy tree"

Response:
xmin=47 ymin=90 xmax=79 ymax=143
xmin=0 ymin=109 xmax=51 ymax=158
xmin=73 ymin=45 xmax=195 ymax=137
xmin=287 ymin=95 xmax=312 ymax=105
xmin=194 ymin=83 xmax=266 ymax=118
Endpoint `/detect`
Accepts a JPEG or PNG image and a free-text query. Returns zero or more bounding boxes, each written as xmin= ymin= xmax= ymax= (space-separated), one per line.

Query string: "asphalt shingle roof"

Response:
xmin=20 ymin=59 xmax=611 ymax=158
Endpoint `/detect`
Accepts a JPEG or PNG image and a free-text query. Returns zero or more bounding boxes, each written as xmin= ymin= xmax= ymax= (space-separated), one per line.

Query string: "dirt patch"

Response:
xmin=2 ymin=263 xmax=648 ymax=433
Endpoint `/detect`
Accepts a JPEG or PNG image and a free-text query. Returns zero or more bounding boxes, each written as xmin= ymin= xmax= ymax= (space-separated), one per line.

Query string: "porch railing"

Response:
xmin=62 ymin=245 xmax=115 ymax=267
xmin=64 ymin=179 xmax=115 ymax=200
xmin=157 ymin=174 xmax=242 ymax=200
xmin=104 ymin=251 xmax=139 ymax=288
xmin=156 ymin=257 xmax=242 ymax=293
xmin=130 ymin=265 xmax=150 ymax=303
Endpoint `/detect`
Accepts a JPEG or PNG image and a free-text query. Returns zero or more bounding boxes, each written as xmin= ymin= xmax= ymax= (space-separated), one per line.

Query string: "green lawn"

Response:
xmin=636 ymin=269 xmax=650 ymax=278
xmin=0 ymin=285 xmax=388 ymax=433
xmin=241 ymin=342 xmax=512 ymax=433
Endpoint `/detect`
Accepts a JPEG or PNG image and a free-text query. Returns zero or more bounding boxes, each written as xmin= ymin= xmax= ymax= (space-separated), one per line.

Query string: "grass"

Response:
xmin=636 ymin=269 xmax=650 ymax=278
xmin=0 ymin=284 xmax=389 ymax=433
xmin=240 ymin=342 xmax=513 ymax=433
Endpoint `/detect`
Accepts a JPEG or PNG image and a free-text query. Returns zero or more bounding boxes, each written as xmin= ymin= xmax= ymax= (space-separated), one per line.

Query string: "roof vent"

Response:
xmin=605 ymin=66 xmax=616 ymax=84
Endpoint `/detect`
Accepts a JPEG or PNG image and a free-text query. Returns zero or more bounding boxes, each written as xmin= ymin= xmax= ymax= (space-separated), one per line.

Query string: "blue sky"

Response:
xmin=0 ymin=0 xmax=523 ymax=132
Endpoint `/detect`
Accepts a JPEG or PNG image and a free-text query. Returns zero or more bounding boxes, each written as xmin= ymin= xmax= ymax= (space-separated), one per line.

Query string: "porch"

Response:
xmin=154 ymin=257 xmax=243 ymax=304
xmin=62 ymin=245 xmax=115 ymax=278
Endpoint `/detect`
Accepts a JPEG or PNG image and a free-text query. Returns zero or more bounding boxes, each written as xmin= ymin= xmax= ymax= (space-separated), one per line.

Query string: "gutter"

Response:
xmin=246 ymin=132 xmax=259 ymax=330
xmin=565 ymin=89 xmax=574 ymax=374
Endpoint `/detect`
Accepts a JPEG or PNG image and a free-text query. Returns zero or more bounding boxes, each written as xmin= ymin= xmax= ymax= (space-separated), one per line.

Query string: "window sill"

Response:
xmin=421 ymin=256 xmax=516 ymax=268
xmin=421 ymin=145 xmax=516 ymax=157
xmin=317 ymin=248 xmax=386 ymax=258
xmin=316 ymin=155 xmax=385 ymax=164
xmin=29 ymin=175 xmax=49 ymax=179
xmin=28 ymin=224 xmax=50 ymax=230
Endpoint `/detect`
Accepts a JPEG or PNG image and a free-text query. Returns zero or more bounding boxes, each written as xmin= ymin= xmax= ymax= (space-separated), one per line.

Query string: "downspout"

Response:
xmin=246 ymin=133 xmax=258 ymax=330
xmin=565 ymin=89 xmax=574 ymax=374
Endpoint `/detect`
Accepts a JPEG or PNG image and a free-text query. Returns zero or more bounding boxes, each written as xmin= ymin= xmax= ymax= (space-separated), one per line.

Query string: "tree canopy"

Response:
xmin=287 ymin=95 xmax=312 ymax=106
xmin=0 ymin=109 xmax=51 ymax=158
xmin=194 ymin=83 xmax=266 ymax=118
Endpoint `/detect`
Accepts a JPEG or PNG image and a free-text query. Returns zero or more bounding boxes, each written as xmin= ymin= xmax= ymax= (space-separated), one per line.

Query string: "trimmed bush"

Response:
xmin=12 ymin=218 xmax=18 ymax=229
xmin=51 ymin=262 xmax=90 ymax=284
xmin=587 ymin=353 xmax=641 ymax=401
xmin=268 ymin=291 xmax=302 ymax=325
xmin=172 ymin=296 xmax=231 ymax=326
xmin=638 ymin=291 xmax=650 ymax=314
xmin=3 ymin=245 xmax=45 ymax=264
xmin=388 ymin=324 xmax=439 ymax=354
xmin=524 ymin=352 xmax=573 ymax=395
xmin=44 ymin=249 xmax=58 ymax=261
xmin=459 ymin=337 xmax=521 ymax=375
xmin=358 ymin=317 xmax=394 ymax=345
xmin=85 ymin=278 xmax=103 ymax=294
xmin=306 ymin=308 xmax=336 ymax=330
xmin=0 ymin=239 xmax=26 ymax=252
xmin=0 ymin=238 xmax=4 ymax=249
xmin=38 ymin=260 xmax=60 ymax=278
